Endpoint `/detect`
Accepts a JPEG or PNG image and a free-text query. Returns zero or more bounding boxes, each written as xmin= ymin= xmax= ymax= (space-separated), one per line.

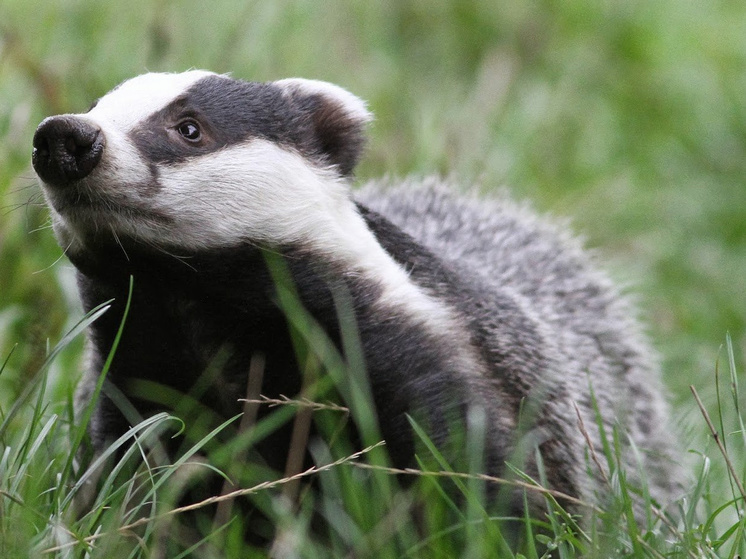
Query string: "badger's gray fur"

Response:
xmin=358 ymin=180 xmax=678 ymax=508
xmin=32 ymin=70 xmax=679 ymax=520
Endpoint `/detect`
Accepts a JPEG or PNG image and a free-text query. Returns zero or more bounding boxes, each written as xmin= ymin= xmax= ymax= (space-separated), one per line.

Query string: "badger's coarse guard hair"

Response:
xmin=33 ymin=71 xmax=680 ymax=520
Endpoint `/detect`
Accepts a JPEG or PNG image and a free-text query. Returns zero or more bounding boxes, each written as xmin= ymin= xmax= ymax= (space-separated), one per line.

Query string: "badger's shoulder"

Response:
xmin=356 ymin=177 xmax=660 ymax=387
xmin=357 ymin=178 xmax=591 ymax=289
xmin=356 ymin=178 xmax=644 ymax=347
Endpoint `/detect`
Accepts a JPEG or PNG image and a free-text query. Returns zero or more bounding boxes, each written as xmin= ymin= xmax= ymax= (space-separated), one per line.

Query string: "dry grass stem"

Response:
xmin=690 ymin=384 xmax=746 ymax=501
xmin=282 ymin=355 xmax=317 ymax=502
xmin=214 ymin=353 xmax=266 ymax=527
xmin=240 ymin=395 xmax=349 ymax=414
xmin=42 ymin=441 xmax=386 ymax=554
xmin=348 ymin=462 xmax=599 ymax=512
xmin=572 ymin=401 xmax=611 ymax=486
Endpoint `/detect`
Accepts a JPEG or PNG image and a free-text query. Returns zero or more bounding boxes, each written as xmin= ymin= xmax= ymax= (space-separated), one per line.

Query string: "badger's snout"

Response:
xmin=32 ymin=116 xmax=104 ymax=186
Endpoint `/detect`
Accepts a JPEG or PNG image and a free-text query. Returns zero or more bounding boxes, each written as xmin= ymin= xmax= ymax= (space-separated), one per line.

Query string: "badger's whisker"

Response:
xmin=111 ymin=227 xmax=130 ymax=262
xmin=32 ymin=239 xmax=74 ymax=274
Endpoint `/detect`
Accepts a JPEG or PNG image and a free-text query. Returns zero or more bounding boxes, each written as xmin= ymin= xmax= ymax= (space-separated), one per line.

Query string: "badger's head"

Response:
xmin=32 ymin=71 xmax=373 ymax=263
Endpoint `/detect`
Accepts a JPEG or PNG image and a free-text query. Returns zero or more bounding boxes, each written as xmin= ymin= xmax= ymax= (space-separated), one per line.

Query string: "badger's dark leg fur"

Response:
xmin=75 ymin=245 xmax=305 ymax=472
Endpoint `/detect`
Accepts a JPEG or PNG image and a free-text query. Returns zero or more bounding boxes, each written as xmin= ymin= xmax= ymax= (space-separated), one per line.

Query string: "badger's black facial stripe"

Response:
xmin=129 ymin=76 xmax=305 ymax=166
xmin=129 ymin=75 xmax=365 ymax=175
xmin=183 ymin=76 xmax=303 ymax=146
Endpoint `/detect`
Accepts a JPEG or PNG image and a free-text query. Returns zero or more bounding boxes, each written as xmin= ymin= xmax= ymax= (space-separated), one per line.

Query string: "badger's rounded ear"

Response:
xmin=275 ymin=78 xmax=373 ymax=177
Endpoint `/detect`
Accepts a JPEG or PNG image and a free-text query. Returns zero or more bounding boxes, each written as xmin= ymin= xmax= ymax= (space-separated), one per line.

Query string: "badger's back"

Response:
xmin=357 ymin=179 xmax=678 ymax=508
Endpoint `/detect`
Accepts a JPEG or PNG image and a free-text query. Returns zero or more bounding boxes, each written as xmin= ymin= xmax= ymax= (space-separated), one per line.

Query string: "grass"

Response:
xmin=1 ymin=0 xmax=745 ymax=556
xmin=1 ymin=306 xmax=745 ymax=557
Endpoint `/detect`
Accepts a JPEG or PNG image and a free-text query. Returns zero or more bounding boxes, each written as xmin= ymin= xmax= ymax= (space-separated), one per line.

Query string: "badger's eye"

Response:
xmin=176 ymin=120 xmax=201 ymax=142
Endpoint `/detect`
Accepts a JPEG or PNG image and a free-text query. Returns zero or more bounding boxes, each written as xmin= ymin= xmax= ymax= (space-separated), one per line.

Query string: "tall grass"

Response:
xmin=4 ymin=295 xmax=739 ymax=554
xmin=1 ymin=302 xmax=745 ymax=557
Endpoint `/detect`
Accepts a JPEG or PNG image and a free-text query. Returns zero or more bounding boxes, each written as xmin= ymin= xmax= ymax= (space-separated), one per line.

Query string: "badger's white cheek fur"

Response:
xmin=156 ymin=139 xmax=355 ymax=249
xmin=91 ymin=124 xmax=154 ymax=192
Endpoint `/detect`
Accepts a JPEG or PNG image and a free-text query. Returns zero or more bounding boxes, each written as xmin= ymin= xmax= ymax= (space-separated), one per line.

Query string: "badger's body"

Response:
xmin=33 ymin=71 xmax=678 ymax=516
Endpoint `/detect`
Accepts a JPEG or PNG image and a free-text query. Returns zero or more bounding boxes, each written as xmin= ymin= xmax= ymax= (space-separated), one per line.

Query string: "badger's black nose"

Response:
xmin=32 ymin=116 xmax=104 ymax=186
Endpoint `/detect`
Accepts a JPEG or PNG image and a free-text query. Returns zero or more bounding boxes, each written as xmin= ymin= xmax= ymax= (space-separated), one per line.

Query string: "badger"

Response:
xmin=32 ymin=70 xmax=678 ymax=519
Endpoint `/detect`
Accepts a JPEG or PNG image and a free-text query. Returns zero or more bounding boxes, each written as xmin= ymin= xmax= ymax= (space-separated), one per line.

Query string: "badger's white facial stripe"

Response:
xmin=89 ymin=70 xmax=216 ymax=132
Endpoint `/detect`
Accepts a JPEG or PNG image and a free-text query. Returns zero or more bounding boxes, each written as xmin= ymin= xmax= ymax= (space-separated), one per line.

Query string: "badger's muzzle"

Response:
xmin=32 ymin=116 xmax=104 ymax=186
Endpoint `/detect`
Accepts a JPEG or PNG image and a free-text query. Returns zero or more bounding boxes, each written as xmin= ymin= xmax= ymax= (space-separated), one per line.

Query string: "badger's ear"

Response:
xmin=275 ymin=78 xmax=372 ymax=176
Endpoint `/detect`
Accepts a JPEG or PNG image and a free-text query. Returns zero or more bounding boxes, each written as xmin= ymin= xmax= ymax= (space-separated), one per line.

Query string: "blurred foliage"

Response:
xmin=0 ymin=0 xmax=744 ymax=424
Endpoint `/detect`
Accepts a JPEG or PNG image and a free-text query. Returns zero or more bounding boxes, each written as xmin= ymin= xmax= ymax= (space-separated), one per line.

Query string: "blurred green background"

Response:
xmin=1 ymin=0 xmax=744 ymax=437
